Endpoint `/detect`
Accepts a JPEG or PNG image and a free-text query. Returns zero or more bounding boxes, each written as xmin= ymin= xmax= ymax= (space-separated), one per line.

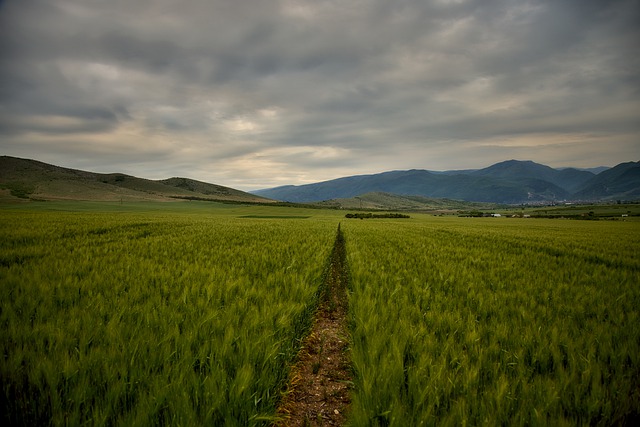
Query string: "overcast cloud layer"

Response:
xmin=1 ymin=0 xmax=639 ymax=190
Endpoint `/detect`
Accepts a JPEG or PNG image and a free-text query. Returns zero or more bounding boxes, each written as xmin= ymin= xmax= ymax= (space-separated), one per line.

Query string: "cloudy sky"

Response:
xmin=1 ymin=0 xmax=639 ymax=190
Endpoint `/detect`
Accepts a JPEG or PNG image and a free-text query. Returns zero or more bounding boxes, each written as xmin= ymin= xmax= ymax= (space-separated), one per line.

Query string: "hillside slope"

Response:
xmin=573 ymin=161 xmax=640 ymax=200
xmin=0 ymin=156 xmax=273 ymax=203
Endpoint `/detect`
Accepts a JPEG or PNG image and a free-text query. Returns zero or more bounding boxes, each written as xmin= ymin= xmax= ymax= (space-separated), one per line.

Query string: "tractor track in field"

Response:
xmin=275 ymin=225 xmax=352 ymax=426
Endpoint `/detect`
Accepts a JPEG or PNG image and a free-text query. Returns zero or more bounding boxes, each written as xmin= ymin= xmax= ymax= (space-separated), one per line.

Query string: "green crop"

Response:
xmin=0 ymin=209 xmax=334 ymax=426
xmin=344 ymin=217 xmax=640 ymax=426
xmin=2 ymin=203 xmax=638 ymax=426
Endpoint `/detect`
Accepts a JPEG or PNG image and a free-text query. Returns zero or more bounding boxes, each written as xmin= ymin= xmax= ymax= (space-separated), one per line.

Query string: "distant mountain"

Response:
xmin=254 ymin=160 xmax=638 ymax=204
xmin=555 ymin=168 xmax=599 ymax=193
xmin=0 ymin=156 xmax=273 ymax=203
xmin=573 ymin=161 xmax=640 ymax=200
xmin=472 ymin=159 xmax=559 ymax=181
xmin=562 ymin=166 xmax=610 ymax=175
xmin=470 ymin=159 xmax=595 ymax=193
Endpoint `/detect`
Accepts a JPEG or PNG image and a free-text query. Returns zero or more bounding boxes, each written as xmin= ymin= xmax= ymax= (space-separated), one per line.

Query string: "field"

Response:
xmin=345 ymin=218 xmax=640 ymax=426
xmin=0 ymin=202 xmax=338 ymax=425
xmin=1 ymin=201 xmax=639 ymax=426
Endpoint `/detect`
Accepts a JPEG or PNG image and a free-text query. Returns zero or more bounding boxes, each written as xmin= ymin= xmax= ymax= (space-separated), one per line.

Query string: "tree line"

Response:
xmin=345 ymin=213 xmax=410 ymax=219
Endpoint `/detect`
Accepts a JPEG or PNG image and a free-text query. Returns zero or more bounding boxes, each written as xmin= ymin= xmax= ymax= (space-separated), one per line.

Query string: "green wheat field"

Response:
xmin=1 ymin=202 xmax=638 ymax=426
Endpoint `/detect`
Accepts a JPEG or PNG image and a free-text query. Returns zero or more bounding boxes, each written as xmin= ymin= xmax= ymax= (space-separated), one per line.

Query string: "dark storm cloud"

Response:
xmin=1 ymin=0 xmax=638 ymax=189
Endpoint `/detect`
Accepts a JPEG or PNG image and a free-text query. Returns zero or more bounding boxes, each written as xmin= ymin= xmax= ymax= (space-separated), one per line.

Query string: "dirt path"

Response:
xmin=275 ymin=225 xmax=352 ymax=426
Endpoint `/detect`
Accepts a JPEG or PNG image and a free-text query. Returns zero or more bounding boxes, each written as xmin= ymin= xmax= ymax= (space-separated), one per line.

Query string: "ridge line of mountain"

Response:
xmin=252 ymin=159 xmax=640 ymax=204
xmin=2 ymin=155 xmax=638 ymax=205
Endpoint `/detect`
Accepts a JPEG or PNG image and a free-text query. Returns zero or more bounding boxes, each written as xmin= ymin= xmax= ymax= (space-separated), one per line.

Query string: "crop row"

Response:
xmin=0 ymin=211 xmax=334 ymax=426
xmin=344 ymin=217 xmax=640 ymax=426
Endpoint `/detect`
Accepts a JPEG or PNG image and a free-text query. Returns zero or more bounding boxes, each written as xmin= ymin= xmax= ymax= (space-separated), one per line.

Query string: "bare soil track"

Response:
xmin=275 ymin=225 xmax=352 ymax=426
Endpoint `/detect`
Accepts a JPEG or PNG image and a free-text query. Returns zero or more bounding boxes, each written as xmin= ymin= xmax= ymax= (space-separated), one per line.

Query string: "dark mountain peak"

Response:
xmin=503 ymin=159 xmax=535 ymax=165
xmin=491 ymin=159 xmax=536 ymax=167
xmin=473 ymin=159 xmax=555 ymax=178
xmin=470 ymin=160 xmax=596 ymax=193
xmin=607 ymin=160 xmax=639 ymax=172
xmin=253 ymin=160 xmax=636 ymax=204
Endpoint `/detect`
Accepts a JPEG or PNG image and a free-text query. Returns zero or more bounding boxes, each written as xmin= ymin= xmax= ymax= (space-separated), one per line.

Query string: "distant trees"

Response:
xmin=345 ymin=213 xmax=410 ymax=219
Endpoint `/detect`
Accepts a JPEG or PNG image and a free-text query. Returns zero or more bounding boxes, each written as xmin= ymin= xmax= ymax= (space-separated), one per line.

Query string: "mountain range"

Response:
xmin=2 ymin=156 xmax=638 ymax=206
xmin=0 ymin=156 xmax=272 ymax=204
xmin=253 ymin=160 xmax=640 ymax=204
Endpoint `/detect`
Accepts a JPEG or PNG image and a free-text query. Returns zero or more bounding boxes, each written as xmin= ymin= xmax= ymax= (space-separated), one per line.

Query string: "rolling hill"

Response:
xmin=0 ymin=156 xmax=274 ymax=204
xmin=253 ymin=160 xmax=638 ymax=204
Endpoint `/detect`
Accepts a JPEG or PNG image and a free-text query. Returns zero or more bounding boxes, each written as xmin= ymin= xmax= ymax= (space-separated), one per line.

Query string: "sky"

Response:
xmin=1 ymin=0 xmax=639 ymax=191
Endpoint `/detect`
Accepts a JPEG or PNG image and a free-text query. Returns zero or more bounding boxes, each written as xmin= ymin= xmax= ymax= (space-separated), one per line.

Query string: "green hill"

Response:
xmin=0 ymin=156 xmax=273 ymax=204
